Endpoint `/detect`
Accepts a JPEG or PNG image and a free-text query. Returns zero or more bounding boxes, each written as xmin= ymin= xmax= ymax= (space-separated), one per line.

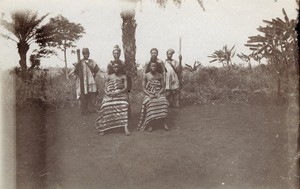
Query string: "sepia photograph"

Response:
xmin=0 ymin=0 xmax=299 ymax=188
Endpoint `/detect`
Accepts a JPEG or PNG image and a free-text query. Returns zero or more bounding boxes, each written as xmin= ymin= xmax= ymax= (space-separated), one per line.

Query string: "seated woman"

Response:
xmin=95 ymin=62 xmax=131 ymax=136
xmin=137 ymin=59 xmax=169 ymax=132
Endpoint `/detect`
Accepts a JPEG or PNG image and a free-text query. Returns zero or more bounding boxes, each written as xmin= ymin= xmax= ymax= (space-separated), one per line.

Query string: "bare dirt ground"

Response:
xmin=16 ymin=101 xmax=295 ymax=189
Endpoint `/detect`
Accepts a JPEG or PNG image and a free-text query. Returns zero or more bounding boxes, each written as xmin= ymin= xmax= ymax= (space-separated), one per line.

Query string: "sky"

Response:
xmin=0 ymin=0 xmax=298 ymax=70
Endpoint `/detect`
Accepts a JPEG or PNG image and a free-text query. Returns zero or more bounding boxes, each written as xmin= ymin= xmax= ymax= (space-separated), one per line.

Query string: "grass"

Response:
xmin=12 ymin=64 xmax=298 ymax=110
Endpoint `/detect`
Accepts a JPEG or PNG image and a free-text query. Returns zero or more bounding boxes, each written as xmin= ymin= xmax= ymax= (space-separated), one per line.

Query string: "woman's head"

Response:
xmin=113 ymin=45 xmax=121 ymax=60
xmin=150 ymin=48 xmax=158 ymax=59
xmin=149 ymin=62 xmax=158 ymax=72
xmin=112 ymin=62 xmax=121 ymax=73
xmin=149 ymin=57 xmax=158 ymax=73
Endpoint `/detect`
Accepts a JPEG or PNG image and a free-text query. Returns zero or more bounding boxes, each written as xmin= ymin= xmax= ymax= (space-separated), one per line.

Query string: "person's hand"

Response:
xmin=155 ymin=93 xmax=161 ymax=98
xmin=179 ymin=54 xmax=182 ymax=61
xmin=149 ymin=94 xmax=156 ymax=99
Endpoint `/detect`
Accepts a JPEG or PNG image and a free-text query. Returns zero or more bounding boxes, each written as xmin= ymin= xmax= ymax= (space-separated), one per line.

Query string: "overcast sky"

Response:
xmin=0 ymin=0 xmax=298 ymax=70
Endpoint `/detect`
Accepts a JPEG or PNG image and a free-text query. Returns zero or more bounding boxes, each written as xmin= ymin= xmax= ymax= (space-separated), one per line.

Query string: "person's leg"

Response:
xmin=87 ymin=92 xmax=97 ymax=113
xmin=163 ymin=118 xmax=169 ymax=131
xmin=80 ymin=94 xmax=88 ymax=115
xmin=165 ymin=90 xmax=172 ymax=107
xmin=122 ymin=98 xmax=131 ymax=135
xmin=124 ymin=124 xmax=131 ymax=135
xmin=173 ymin=89 xmax=180 ymax=107
xmin=147 ymin=123 xmax=153 ymax=132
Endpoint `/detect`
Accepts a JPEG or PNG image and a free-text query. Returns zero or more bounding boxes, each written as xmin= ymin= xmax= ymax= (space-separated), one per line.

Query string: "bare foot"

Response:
xmin=164 ymin=124 xmax=169 ymax=131
xmin=125 ymin=127 xmax=131 ymax=136
xmin=147 ymin=126 xmax=153 ymax=132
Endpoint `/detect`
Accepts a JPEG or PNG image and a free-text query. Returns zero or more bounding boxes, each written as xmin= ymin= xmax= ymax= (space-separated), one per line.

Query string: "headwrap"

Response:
xmin=150 ymin=48 xmax=158 ymax=53
xmin=113 ymin=45 xmax=121 ymax=53
xmin=167 ymin=48 xmax=175 ymax=55
xmin=82 ymin=48 xmax=90 ymax=54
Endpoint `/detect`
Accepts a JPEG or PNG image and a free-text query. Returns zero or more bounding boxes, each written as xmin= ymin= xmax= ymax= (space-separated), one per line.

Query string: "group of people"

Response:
xmin=74 ymin=46 xmax=182 ymax=136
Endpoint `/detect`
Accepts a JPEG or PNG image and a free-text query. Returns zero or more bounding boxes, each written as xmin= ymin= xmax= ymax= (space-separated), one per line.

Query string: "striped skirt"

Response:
xmin=137 ymin=96 xmax=169 ymax=131
xmin=96 ymin=94 xmax=129 ymax=132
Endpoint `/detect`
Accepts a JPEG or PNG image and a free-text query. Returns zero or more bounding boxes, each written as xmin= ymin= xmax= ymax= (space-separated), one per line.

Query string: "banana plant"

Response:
xmin=245 ymin=8 xmax=298 ymax=95
xmin=184 ymin=61 xmax=202 ymax=72
xmin=208 ymin=45 xmax=236 ymax=67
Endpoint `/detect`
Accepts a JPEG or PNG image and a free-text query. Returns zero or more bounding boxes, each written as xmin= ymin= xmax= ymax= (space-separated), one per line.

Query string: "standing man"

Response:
xmin=74 ymin=48 xmax=100 ymax=115
xmin=164 ymin=48 xmax=182 ymax=107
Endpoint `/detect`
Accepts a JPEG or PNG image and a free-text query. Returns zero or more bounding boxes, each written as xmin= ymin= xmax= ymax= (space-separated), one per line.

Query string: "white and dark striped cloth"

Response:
xmin=96 ymin=79 xmax=129 ymax=132
xmin=137 ymin=80 xmax=169 ymax=131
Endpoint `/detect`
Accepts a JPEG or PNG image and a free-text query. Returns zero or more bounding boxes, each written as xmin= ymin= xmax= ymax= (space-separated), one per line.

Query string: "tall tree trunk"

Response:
xmin=121 ymin=10 xmax=137 ymax=79
xmin=17 ymin=40 xmax=29 ymax=79
xmin=64 ymin=43 xmax=69 ymax=80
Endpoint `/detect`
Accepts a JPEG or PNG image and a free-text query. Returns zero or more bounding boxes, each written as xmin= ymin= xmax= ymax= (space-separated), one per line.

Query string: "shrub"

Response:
xmin=14 ymin=64 xmax=294 ymax=110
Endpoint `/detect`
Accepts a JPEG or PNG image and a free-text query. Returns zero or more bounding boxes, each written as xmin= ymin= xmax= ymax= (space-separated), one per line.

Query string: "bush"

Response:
xmin=14 ymin=68 xmax=106 ymax=110
xmin=180 ymin=65 xmax=286 ymax=105
xmin=14 ymin=64 xmax=294 ymax=110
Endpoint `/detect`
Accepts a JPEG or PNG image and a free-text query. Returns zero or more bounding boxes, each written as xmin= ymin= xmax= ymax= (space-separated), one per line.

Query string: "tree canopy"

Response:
xmin=35 ymin=14 xmax=85 ymax=79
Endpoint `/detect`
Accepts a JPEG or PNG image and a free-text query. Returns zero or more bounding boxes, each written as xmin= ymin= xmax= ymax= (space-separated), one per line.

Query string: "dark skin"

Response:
xmin=107 ymin=50 xmax=125 ymax=75
xmin=166 ymin=51 xmax=183 ymax=73
xmin=83 ymin=51 xmax=90 ymax=60
xmin=142 ymin=63 xmax=164 ymax=99
xmin=113 ymin=50 xmax=121 ymax=60
xmin=142 ymin=62 xmax=169 ymax=131
xmin=144 ymin=49 xmax=166 ymax=77
xmin=101 ymin=63 xmax=131 ymax=136
xmin=104 ymin=63 xmax=127 ymax=97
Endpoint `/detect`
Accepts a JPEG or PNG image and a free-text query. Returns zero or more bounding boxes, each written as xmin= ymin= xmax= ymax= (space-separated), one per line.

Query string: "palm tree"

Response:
xmin=120 ymin=0 xmax=205 ymax=78
xmin=0 ymin=10 xmax=48 ymax=78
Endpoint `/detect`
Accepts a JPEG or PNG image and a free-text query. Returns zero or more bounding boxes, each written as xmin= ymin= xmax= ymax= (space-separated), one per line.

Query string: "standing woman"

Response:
xmin=95 ymin=62 xmax=131 ymax=136
xmin=144 ymin=48 xmax=166 ymax=79
xmin=137 ymin=58 xmax=169 ymax=132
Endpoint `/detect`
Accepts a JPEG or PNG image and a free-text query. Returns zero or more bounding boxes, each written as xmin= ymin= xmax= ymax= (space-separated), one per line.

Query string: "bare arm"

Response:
xmin=143 ymin=62 xmax=149 ymax=74
xmin=157 ymin=73 xmax=165 ymax=96
xmin=159 ymin=60 xmax=166 ymax=84
xmin=104 ymin=75 xmax=110 ymax=96
xmin=142 ymin=74 xmax=152 ymax=97
xmin=113 ymin=75 xmax=128 ymax=95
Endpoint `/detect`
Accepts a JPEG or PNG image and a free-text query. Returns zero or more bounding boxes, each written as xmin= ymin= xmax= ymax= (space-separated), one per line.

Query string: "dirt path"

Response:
xmin=16 ymin=102 xmax=292 ymax=189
